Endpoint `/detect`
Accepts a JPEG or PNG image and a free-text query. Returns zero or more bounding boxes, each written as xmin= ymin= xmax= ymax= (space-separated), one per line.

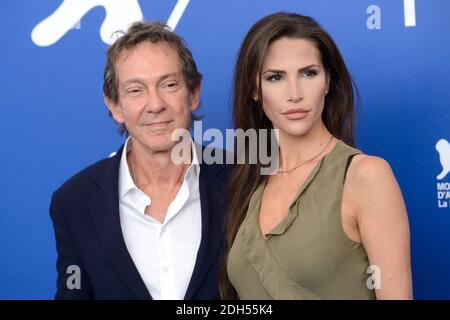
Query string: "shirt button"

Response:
xmin=162 ymin=266 xmax=169 ymax=273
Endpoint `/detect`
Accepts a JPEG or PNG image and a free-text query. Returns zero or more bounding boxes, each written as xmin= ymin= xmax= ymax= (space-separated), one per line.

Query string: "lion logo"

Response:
xmin=436 ymin=139 xmax=450 ymax=180
xmin=31 ymin=0 xmax=190 ymax=46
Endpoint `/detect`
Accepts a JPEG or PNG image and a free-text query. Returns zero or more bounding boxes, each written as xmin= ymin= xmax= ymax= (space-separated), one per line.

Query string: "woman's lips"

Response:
xmin=282 ymin=109 xmax=310 ymax=120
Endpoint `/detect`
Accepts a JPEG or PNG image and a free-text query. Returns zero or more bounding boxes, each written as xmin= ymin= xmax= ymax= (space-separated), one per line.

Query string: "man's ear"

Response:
xmin=104 ymin=94 xmax=124 ymax=124
xmin=189 ymin=85 xmax=201 ymax=112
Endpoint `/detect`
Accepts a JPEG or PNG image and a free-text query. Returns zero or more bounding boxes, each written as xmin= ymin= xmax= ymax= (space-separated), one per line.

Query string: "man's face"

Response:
xmin=106 ymin=41 xmax=199 ymax=153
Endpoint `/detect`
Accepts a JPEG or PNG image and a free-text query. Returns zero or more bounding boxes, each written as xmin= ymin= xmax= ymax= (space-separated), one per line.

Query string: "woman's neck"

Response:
xmin=277 ymin=121 xmax=335 ymax=171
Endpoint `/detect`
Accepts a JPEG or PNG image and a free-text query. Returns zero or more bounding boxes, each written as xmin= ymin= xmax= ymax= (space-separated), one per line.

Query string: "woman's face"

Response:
xmin=259 ymin=37 xmax=329 ymax=138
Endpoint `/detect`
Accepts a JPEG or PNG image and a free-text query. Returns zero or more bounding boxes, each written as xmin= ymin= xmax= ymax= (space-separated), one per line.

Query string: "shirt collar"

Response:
xmin=118 ymin=136 xmax=200 ymax=199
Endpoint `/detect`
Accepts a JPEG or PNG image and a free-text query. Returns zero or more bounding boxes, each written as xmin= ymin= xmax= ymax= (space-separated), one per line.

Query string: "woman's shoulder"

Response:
xmin=347 ymin=153 xmax=395 ymax=187
xmin=345 ymin=153 xmax=399 ymax=205
xmin=343 ymin=152 xmax=405 ymax=226
xmin=351 ymin=154 xmax=393 ymax=177
xmin=333 ymin=138 xmax=387 ymax=173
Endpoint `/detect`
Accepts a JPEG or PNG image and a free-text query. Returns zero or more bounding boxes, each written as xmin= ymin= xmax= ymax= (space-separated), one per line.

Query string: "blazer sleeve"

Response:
xmin=49 ymin=192 xmax=94 ymax=299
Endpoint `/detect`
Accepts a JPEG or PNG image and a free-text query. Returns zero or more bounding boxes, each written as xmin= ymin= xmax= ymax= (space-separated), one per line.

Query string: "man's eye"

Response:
xmin=127 ymin=88 xmax=142 ymax=95
xmin=163 ymin=81 xmax=180 ymax=90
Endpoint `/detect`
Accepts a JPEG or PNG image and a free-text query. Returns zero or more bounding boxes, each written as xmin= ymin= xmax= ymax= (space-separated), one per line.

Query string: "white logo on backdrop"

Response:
xmin=436 ymin=139 xmax=450 ymax=180
xmin=367 ymin=0 xmax=416 ymax=30
xmin=403 ymin=0 xmax=416 ymax=27
xmin=31 ymin=0 xmax=191 ymax=47
xmin=436 ymin=139 xmax=450 ymax=208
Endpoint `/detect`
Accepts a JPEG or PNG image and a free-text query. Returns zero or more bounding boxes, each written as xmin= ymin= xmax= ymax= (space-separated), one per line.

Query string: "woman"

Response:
xmin=221 ymin=12 xmax=412 ymax=299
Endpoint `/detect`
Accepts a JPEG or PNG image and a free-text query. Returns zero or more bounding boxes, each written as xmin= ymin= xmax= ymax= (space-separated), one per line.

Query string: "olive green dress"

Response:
xmin=227 ymin=140 xmax=376 ymax=300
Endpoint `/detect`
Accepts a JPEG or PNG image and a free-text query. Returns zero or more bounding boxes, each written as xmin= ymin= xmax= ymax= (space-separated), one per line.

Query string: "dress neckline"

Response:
xmin=251 ymin=139 xmax=343 ymax=240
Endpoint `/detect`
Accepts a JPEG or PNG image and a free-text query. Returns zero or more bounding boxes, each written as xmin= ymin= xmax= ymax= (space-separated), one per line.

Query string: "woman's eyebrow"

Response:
xmin=262 ymin=64 xmax=319 ymax=75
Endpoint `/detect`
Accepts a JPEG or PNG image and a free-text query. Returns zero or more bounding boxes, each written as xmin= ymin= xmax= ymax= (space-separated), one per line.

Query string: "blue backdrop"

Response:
xmin=1 ymin=0 xmax=449 ymax=299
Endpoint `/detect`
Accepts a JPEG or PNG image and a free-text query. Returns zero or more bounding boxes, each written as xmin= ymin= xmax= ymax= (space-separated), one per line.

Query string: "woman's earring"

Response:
xmin=253 ymin=94 xmax=258 ymax=102
xmin=325 ymin=90 xmax=329 ymax=95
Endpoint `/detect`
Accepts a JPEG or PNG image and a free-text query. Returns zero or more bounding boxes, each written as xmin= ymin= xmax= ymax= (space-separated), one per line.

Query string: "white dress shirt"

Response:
xmin=118 ymin=137 xmax=201 ymax=300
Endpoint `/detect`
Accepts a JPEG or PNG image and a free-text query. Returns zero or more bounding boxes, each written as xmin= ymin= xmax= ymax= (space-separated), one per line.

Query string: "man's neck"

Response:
xmin=127 ymin=138 xmax=192 ymax=189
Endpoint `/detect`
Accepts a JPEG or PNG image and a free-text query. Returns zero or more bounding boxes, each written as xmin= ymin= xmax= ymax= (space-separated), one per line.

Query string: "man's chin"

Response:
xmin=131 ymin=130 xmax=190 ymax=154
xmin=142 ymin=139 xmax=180 ymax=154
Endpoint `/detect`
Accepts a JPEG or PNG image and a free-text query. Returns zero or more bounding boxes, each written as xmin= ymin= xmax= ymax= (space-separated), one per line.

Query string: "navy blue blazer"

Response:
xmin=49 ymin=144 xmax=229 ymax=299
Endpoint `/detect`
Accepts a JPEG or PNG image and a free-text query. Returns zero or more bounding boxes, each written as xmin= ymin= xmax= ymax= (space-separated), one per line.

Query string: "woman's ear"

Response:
xmin=104 ymin=94 xmax=124 ymax=124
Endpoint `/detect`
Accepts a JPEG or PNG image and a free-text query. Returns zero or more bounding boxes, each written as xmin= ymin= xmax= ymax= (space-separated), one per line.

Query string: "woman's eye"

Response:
xmin=266 ymin=74 xmax=282 ymax=82
xmin=303 ymin=69 xmax=318 ymax=77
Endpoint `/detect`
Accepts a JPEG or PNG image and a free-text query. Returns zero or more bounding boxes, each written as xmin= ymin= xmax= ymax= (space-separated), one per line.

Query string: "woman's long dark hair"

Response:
xmin=219 ymin=12 xmax=358 ymax=299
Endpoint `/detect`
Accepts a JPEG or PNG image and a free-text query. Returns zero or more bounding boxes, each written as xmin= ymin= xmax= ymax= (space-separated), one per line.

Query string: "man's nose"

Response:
xmin=145 ymin=90 xmax=166 ymax=114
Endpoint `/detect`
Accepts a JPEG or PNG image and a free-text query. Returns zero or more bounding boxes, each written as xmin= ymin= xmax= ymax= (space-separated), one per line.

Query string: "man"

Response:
xmin=49 ymin=21 xmax=228 ymax=299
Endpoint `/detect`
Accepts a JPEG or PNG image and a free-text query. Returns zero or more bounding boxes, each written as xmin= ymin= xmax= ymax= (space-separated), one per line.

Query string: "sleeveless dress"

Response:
xmin=227 ymin=140 xmax=376 ymax=299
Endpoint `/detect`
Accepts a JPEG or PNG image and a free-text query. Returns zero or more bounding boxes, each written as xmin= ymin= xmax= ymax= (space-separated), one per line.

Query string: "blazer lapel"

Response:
xmin=184 ymin=156 xmax=227 ymax=299
xmin=88 ymin=146 xmax=152 ymax=300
